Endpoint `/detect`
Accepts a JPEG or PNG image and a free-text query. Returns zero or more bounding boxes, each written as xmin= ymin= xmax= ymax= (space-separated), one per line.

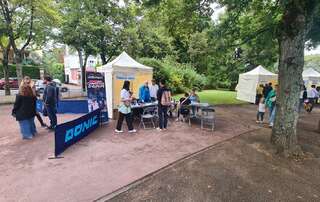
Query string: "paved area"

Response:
xmin=0 ymin=104 xmax=258 ymax=202
xmin=105 ymin=107 xmax=320 ymax=202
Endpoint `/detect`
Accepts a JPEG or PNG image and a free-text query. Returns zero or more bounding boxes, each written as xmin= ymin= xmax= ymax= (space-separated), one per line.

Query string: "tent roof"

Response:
xmin=98 ymin=51 xmax=153 ymax=71
xmin=242 ymin=65 xmax=276 ymax=76
xmin=302 ymin=68 xmax=320 ymax=78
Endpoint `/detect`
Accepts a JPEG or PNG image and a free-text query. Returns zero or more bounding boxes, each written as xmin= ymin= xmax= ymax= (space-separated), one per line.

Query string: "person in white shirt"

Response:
xmin=149 ymin=79 xmax=159 ymax=102
xmin=307 ymin=85 xmax=319 ymax=112
xmin=115 ymin=80 xmax=137 ymax=133
xmin=256 ymin=97 xmax=266 ymax=123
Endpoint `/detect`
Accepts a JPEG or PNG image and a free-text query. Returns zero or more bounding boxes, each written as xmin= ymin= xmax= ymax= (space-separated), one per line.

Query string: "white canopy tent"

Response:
xmin=302 ymin=68 xmax=320 ymax=87
xmin=236 ymin=65 xmax=278 ymax=103
xmin=97 ymin=51 xmax=153 ymax=119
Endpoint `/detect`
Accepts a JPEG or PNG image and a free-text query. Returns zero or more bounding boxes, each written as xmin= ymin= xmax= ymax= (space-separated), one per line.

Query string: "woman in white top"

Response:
xmin=115 ymin=81 xmax=136 ymax=133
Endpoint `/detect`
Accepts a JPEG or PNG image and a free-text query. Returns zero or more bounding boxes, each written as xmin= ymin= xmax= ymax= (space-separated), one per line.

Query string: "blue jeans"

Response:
xmin=18 ymin=117 xmax=37 ymax=139
xmin=46 ymin=105 xmax=57 ymax=128
xmin=158 ymin=106 xmax=168 ymax=129
xmin=269 ymin=106 xmax=276 ymax=126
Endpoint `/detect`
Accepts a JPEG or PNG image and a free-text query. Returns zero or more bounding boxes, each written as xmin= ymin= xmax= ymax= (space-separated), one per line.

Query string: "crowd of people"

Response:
xmin=12 ymin=76 xmax=59 ymax=140
xmin=255 ymin=82 xmax=320 ymax=128
xmin=115 ymin=79 xmax=201 ymax=133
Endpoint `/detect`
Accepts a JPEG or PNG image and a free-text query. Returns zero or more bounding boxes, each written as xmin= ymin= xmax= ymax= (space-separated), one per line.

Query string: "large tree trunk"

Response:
xmin=2 ymin=46 xmax=10 ymax=95
xmin=271 ymin=1 xmax=307 ymax=156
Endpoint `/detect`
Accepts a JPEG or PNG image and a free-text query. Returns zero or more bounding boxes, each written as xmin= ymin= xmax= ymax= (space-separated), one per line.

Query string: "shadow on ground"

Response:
xmin=105 ymin=107 xmax=320 ymax=202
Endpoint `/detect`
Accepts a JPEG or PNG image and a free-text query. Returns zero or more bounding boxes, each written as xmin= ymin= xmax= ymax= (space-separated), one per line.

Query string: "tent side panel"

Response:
xmin=112 ymin=70 xmax=153 ymax=109
xmin=105 ymin=72 xmax=113 ymax=119
xmin=236 ymin=74 xmax=258 ymax=103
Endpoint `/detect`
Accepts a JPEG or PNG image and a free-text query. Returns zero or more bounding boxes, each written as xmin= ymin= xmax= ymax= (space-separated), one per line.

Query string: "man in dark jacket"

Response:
xmin=157 ymin=80 xmax=171 ymax=131
xmin=43 ymin=76 xmax=58 ymax=130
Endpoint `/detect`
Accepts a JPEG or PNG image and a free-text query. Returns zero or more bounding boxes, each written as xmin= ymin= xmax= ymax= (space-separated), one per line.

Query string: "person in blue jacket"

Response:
xmin=139 ymin=81 xmax=151 ymax=103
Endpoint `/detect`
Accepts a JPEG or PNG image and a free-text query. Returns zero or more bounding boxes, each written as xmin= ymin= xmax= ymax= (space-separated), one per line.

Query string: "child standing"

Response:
xmin=256 ymin=98 xmax=265 ymax=123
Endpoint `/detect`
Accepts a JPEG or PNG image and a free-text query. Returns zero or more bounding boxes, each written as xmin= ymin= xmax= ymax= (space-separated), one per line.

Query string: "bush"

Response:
xmin=0 ymin=64 xmax=40 ymax=79
xmin=139 ymin=57 xmax=207 ymax=94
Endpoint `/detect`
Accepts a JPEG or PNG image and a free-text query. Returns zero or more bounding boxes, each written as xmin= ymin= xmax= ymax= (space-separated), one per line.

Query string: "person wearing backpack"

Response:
xmin=157 ymin=79 xmax=171 ymax=131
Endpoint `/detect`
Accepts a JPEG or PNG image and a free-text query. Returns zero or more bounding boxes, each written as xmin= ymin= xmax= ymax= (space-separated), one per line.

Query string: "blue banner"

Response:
xmin=54 ymin=109 xmax=101 ymax=156
xmin=86 ymin=72 xmax=108 ymax=123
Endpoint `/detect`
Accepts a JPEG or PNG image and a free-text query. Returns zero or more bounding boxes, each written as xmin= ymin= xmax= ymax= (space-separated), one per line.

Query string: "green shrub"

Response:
xmin=0 ymin=64 xmax=40 ymax=79
xmin=139 ymin=57 xmax=207 ymax=94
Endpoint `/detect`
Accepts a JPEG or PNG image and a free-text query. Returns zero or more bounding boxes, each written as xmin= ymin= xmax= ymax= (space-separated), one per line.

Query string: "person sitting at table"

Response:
xmin=139 ymin=81 xmax=151 ymax=103
xmin=176 ymin=93 xmax=191 ymax=122
xmin=189 ymin=88 xmax=200 ymax=116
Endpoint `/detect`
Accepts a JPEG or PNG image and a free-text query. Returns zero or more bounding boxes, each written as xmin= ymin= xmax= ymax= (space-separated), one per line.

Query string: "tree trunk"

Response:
xmin=100 ymin=52 xmax=107 ymax=65
xmin=2 ymin=46 xmax=10 ymax=95
xmin=15 ymin=51 xmax=23 ymax=83
xmin=81 ymin=55 xmax=89 ymax=92
xmin=271 ymin=1 xmax=306 ymax=156
xmin=77 ymin=49 xmax=85 ymax=92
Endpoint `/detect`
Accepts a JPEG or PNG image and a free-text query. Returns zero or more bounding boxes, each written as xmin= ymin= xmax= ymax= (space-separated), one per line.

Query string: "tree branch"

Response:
xmin=21 ymin=0 xmax=34 ymax=51
xmin=228 ymin=26 xmax=273 ymax=48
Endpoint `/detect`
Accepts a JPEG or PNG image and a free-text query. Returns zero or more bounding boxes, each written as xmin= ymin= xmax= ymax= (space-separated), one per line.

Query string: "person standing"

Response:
xmin=12 ymin=85 xmax=37 ymax=140
xmin=20 ymin=76 xmax=47 ymax=127
xmin=299 ymin=85 xmax=308 ymax=112
xmin=309 ymin=85 xmax=319 ymax=111
xmin=265 ymin=85 xmax=277 ymax=127
xmin=157 ymin=80 xmax=171 ymax=131
xmin=256 ymin=98 xmax=266 ymax=123
xmin=115 ymin=80 xmax=137 ymax=133
xmin=255 ymin=84 xmax=264 ymax=105
xmin=139 ymin=81 xmax=151 ymax=103
xmin=43 ymin=76 xmax=58 ymax=130
xmin=149 ymin=79 xmax=159 ymax=102
xmin=263 ymin=83 xmax=269 ymax=98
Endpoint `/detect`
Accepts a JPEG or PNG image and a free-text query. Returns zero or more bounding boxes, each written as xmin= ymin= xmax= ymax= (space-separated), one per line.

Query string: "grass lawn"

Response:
xmin=174 ymin=90 xmax=246 ymax=105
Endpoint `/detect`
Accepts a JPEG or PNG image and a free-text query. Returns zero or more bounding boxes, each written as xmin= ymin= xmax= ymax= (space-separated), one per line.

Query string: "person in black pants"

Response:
xmin=157 ymin=80 xmax=171 ymax=131
xmin=115 ymin=80 xmax=136 ymax=133
xmin=43 ymin=76 xmax=58 ymax=130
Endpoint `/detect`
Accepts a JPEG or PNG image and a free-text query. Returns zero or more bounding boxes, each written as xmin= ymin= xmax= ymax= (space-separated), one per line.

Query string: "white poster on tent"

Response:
xmin=116 ymin=73 xmax=136 ymax=80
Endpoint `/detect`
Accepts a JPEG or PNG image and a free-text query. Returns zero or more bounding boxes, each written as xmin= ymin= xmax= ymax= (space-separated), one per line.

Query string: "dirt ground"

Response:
xmin=0 ymin=104 xmax=259 ymax=202
xmin=103 ymin=107 xmax=320 ymax=202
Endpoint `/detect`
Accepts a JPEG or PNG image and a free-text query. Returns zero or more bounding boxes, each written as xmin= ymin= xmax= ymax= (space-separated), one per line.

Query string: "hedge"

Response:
xmin=0 ymin=64 xmax=40 ymax=79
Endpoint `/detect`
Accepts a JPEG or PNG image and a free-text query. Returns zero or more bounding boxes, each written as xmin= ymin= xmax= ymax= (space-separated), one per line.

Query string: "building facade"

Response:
xmin=64 ymin=46 xmax=100 ymax=85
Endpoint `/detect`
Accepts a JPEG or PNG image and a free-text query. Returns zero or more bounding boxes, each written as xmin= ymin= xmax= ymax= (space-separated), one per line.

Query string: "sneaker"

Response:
xmin=156 ymin=127 xmax=163 ymax=131
xmin=23 ymin=136 xmax=33 ymax=140
xmin=128 ymin=129 xmax=137 ymax=133
xmin=256 ymin=120 xmax=260 ymax=123
xmin=269 ymin=124 xmax=273 ymax=128
xmin=115 ymin=129 xmax=124 ymax=133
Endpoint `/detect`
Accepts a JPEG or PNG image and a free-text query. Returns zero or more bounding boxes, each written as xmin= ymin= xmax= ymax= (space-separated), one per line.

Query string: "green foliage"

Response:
xmin=0 ymin=64 xmax=40 ymax=79
xmin=42 ymin=48 xmax=65 ymax=82
xmin=46 ymin=63 xmax=64 ymax=82
xmin=139 ymin=57 xmax=207 ymax=93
